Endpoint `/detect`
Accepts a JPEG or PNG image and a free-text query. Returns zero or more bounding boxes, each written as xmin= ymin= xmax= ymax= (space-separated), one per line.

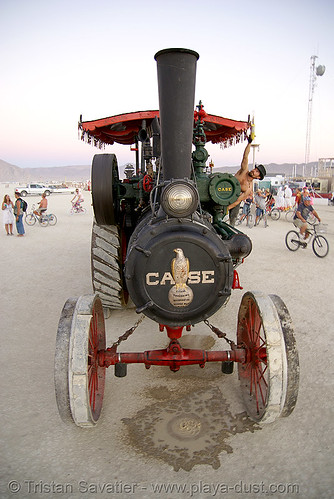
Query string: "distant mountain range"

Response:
xmin=0 ymin=158 xmax=318 ymax=183
xmin=0 ymin=159 xmax=91 ymax=182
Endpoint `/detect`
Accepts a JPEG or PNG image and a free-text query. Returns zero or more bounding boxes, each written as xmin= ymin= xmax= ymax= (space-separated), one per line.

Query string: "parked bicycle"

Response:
xmin=285 ymin=224 xmax=329 ymax=258
xmin=70 ymin=202 xmax=86 ymax=215
xmin=25 ymin=204 xmax=57 ymax=227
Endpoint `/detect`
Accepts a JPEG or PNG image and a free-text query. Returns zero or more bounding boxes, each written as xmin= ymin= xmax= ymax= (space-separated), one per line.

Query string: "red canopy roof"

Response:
xmin=78 ymin=110 xmax=250 ymax=149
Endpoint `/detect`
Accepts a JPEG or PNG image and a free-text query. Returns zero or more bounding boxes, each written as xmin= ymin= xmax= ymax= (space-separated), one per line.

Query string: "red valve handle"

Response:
xmin=143 ymin=174 xmax=153 ymax=192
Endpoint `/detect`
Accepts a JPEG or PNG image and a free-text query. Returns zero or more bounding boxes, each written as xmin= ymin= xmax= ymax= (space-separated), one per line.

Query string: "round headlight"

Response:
xmin=161 ymin=181 xmax=199 ymax=217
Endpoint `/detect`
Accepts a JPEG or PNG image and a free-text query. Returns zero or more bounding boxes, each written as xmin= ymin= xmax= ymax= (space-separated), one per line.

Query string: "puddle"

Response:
xmin=179 ymin=334 xmax=216 ymax=351
xmin=122 ymin=386 xmax=260 ymax=471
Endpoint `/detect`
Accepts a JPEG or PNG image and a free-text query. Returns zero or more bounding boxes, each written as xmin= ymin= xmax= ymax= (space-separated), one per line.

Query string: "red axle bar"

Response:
xmin=99 ymin=340 xmax=246 ymax=371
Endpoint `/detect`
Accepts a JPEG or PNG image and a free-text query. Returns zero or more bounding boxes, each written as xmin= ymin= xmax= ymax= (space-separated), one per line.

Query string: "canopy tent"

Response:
xmin=78 ymin=110 xmax=250 ymax=150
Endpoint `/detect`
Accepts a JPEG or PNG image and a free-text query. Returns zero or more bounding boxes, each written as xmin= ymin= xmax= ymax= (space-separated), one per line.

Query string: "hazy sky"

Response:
xmin=1 ymin=0 xmax=333 ymax=169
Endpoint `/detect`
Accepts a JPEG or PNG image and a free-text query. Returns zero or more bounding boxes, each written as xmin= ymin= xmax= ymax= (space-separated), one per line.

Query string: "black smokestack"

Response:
xmin=154 ymin=48 xmax=199 ymax=181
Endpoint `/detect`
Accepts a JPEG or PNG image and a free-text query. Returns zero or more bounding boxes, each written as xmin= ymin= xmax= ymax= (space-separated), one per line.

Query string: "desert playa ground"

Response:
xmin=0 ymin=182 xmax=333 ymax=498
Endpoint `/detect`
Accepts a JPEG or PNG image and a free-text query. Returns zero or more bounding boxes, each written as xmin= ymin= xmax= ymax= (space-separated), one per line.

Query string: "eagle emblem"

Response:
xmin=168 ymin=248 xmax=194 ymax=307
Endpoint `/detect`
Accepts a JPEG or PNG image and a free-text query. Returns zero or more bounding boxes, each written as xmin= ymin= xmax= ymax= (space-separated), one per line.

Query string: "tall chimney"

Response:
xmin=154 ymin=48 xmax=199 ymax=180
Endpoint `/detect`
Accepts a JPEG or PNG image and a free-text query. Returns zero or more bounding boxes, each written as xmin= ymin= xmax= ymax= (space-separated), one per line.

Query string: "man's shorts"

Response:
xmin=293 ymin=219 xmax=312 ymax=230
xmin=256 ymin=207 xmax=264 ymax=217
xmin=242 ymin=204 xmax=250 ymax=215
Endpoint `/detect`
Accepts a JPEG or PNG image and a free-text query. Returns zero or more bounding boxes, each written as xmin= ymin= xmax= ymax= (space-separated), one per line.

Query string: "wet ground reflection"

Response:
xmin=122 ymin=386 xmax=260 ymax=471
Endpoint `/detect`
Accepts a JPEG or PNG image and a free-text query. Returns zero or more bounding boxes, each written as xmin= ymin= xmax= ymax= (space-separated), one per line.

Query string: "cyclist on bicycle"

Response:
xmin=293 ymin=196 xmax=321 ymax=243
xmin=33 ymin=192 xmax=48 ymax=217
xmin=71 ymin=188 xmax=84 ymax=211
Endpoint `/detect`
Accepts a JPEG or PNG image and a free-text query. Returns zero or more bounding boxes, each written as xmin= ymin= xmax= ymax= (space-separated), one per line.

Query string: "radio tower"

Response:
xmin=304 ymin=55 xmax=325 ymax=177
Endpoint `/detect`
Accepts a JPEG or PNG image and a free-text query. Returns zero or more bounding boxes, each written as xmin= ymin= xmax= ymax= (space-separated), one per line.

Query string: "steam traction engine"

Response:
xmin=55 ymin=49 xmax=299 ymax=427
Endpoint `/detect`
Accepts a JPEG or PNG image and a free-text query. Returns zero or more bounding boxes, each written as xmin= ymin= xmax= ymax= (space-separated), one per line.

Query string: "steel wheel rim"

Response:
xmin=48 ymin=214 xmax=57 ymax=225
xmin=271 ymin=209 xmax=280 ymax=220
xmin=312 ymin=235 xmax=329 ymax=258
xmin=237 ymin=291 xmax=286 ymax=423
xmin=55 ymin=295 xmax=106 ymax=427
xmin=25 ymin=214 xmax=36 ymax=225
xmin=285 ymin=210 xmax=294 ymax=222
xmin=285 ymin=231 xmax=300 ymax=251
xmin=269 ymin=294 xmax=299 ymax=417
xmin=39 ymin=216 xmax=48 ymax=227
xmin=67 ymin=295 xmax=106 ymax=426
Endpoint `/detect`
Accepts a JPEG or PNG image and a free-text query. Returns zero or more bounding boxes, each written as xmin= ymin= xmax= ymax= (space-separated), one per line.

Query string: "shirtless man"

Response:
xmin=228 ymin=138 xmax=266 ymax=226
xmin=34 ymin=192 xmax=48 ymax=217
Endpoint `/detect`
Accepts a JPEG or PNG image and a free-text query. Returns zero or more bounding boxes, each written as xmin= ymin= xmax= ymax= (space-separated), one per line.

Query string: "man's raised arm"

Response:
xmin=240 ymin=138 xmax=252 ymax=172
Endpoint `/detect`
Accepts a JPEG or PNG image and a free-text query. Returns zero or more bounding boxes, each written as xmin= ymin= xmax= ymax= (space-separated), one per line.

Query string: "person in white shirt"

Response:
xmin=276 ymin=187 xmax=284 ymax=209
xmin=284 ymin=185 xmax=293 ymax=209
xmin=71 ymin=188 xmax=84 ymax=210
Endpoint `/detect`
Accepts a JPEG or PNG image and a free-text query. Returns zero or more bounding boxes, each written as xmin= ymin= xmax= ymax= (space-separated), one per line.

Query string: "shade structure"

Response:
xmin=78 ymin=110 xmax=250 ymax=150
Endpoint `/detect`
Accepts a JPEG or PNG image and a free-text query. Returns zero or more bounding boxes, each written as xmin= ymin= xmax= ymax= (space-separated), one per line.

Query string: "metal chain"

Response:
xmin=111 ymin=315 xmax=145 ymax=349
xmin=111 ymin=316 xmax=236 ymax=349
xmin=204 ymin=319 xmax=236 ymax=349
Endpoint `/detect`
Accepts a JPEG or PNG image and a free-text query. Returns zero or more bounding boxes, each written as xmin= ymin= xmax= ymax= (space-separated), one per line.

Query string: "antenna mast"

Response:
xmin=304 ymin=55 xmax=325 ymax=177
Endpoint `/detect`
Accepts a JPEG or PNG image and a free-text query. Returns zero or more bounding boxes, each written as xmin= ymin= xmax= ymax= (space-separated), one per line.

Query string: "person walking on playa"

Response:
xmin=14 ymin=191 xmax=25 ymax=237
xmin=2 ymin=194 xmax=15 ymax=235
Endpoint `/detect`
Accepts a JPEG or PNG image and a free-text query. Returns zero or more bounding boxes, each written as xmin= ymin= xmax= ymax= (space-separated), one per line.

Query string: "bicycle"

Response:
xmin=236 ymin=202 xmax=255 ymax=228
xmin=285 ymin=224 xmax=329 ymax=258
xmin=25 ymin=204 xmax=57 ymax=227
xmin=254 ymin=206 xmax=269 ymax=227
xmin=70 ymin=202 xmax=86 ymax=215
xmin=266 ymin=203 xmax=280 ymax=221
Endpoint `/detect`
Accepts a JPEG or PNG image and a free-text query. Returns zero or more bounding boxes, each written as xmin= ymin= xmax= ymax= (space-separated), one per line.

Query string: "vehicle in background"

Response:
xmin=15 ymin=183 xmax=51 ymax=196
xmin=47 ymin=185 xmax=75 ymax=194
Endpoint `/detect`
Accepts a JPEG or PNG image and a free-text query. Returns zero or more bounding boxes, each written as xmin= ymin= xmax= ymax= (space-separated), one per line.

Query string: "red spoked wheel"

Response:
xmin=237 ymin=291 xmax=297 ymax=424
xmin=143 ymin=174 xmax=153 ymax=192
xmin=54 ymin=294 xmax=106 ymax=427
